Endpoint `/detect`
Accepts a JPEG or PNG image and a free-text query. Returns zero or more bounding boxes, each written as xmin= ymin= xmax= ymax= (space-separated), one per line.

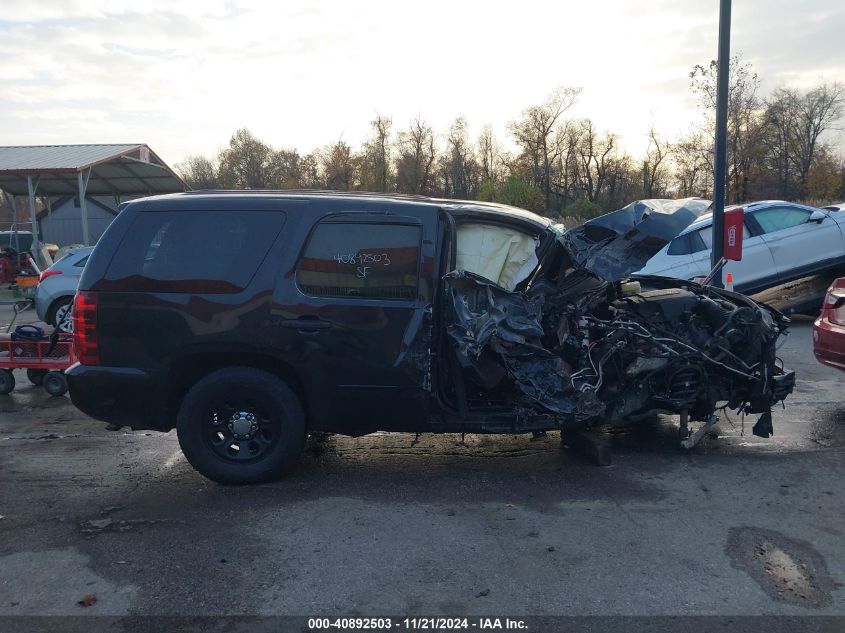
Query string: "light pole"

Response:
xmin=711 ymin=0 xmax=732 ymax=287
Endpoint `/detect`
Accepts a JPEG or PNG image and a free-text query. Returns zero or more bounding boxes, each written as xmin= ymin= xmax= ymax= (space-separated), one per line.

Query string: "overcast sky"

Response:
xmin=1 ymin=0 xmax=843 ymax=166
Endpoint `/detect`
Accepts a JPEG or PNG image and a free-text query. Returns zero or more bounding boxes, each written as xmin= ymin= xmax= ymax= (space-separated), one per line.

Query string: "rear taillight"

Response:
xmin=73 ymin=291 xmax=100 ymax=365
xmin=825 ymin=291 xmax=845 ymax=308
xmin=824 ymin=287 xmax=845 ymax=326
xmin=39 ymin=269 xmax=62 ymax=282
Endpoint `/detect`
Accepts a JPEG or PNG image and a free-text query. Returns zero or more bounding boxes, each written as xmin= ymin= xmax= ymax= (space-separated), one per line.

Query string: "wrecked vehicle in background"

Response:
xmin=67 ymin=192 xmax=795 ymax=484
xmin=448 ymin=198 xmax=795 ymax=445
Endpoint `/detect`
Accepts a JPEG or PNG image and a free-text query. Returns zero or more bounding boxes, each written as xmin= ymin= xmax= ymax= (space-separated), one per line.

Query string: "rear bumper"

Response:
xmin=34 ymin=289 xmax=52 ymax=322
xmin=813 ymin=317 xmax=845 ymax=371
xmin=66 ymin=363 xmax=171 ymax=431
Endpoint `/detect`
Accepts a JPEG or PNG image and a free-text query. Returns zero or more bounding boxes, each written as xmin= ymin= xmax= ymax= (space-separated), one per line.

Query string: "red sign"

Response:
xmin=723 ymin=207 xmax=744 ymax=261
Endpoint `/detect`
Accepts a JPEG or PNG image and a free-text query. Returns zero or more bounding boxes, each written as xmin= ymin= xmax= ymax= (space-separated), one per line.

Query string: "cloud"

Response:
xmin=0 ymin=0 xmax=842 ymax=163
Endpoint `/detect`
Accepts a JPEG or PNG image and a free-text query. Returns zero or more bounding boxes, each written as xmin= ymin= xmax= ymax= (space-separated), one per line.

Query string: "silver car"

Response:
xmin=637 ymin=201 xmax=845 ymax=295
xmin=35 ymin=247 xmax=93 ymax=329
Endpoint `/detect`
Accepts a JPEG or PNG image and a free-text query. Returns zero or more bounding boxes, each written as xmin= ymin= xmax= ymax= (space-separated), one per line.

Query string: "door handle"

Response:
xmin=280 ymin=318 xmax=331 ymax=332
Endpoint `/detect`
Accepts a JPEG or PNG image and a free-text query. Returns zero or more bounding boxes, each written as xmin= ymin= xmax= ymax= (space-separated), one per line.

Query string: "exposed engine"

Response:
xmin=446 ymin=265 xmax=795 ymax=441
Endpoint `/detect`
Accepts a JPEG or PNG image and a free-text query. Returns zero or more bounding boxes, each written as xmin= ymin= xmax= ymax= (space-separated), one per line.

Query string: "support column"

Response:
xmin=27 ymin=175 xmax=40 ymax=266
xmin=710 ymin=0 xmax=732 ymax=288
xmin=78 ymin=169 xmax=91 ymax=246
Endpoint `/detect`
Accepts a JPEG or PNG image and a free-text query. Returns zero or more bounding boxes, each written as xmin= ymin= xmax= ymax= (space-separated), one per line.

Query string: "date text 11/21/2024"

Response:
xmin=307 ymin=617 xmax=528 ymax=630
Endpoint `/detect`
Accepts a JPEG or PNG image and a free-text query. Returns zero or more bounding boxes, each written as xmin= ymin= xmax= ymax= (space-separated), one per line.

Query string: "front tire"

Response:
xmin=176 ymin=368 xmax=306 ymax=484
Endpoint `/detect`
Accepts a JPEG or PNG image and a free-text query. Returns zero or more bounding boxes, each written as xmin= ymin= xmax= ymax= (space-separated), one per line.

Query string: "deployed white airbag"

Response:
xmin=456 ymin=224 xmax=538 ymax=291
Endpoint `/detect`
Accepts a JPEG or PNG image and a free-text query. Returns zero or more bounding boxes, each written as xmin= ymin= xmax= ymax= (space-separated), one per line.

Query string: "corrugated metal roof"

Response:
xmin=0 ymin=144 xmax=143 ymax=171
xmin=0 ymin=144 xmax=189 ymax=196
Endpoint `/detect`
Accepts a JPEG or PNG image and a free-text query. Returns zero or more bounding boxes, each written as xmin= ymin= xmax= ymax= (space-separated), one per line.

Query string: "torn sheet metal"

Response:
xmin=445 ymin=270 xmax=601 ymax=416
xmin=562 ymin=198 xmax=711 ymax=281
xmin=445 ymin=266 xmax=795 ymax=436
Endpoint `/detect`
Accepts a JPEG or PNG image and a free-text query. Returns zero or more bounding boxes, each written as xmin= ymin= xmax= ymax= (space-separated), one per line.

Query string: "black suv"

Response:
xmin=68 ymin=192 xmax=794 ymax=483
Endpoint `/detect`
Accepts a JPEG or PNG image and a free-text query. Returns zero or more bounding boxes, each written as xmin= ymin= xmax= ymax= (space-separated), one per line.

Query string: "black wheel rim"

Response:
xmin=203 ymin=400 xmax=279 ymax=463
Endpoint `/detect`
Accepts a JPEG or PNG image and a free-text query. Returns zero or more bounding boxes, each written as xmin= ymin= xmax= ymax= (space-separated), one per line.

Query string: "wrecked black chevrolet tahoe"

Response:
xmin=67 ymin=193 xmax=795 ymax=483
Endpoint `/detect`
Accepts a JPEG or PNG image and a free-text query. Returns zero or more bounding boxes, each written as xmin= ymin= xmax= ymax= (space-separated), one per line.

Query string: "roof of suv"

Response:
xmin=123 ymin=190 xmax=554 ymax=230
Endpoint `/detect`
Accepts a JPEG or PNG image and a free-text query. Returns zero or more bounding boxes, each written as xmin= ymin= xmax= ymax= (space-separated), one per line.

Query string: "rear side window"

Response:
xmin=667 ymin=234 xmax=691 ymax=255
xmin=102 ymin=211 xmax=285 ymax=293
xmin=296 ymin=222 xmax=421 ymax=300
xmin=697 ymin=224 xmax=751 ymax=247
xmin=668 ymin=232 xmax=707 ymax=255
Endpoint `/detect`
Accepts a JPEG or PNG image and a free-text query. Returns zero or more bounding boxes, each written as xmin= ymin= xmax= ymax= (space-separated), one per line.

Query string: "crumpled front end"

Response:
xmin=446 ymin=269 xmax=795 ymax=440
xmin=561 ymin=197 xmax=711 ymax=281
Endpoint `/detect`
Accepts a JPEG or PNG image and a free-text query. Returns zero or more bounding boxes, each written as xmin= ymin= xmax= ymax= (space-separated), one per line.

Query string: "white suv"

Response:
xmin=637 ymin=201 xmax=845 ymax=294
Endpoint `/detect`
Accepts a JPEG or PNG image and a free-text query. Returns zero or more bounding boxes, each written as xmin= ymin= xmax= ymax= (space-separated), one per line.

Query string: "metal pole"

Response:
xmin=710 ymin=0 xmax=732 ymax=288
xmin=78 ymin=169 xmax=90 ymax=246
xmin=27 ymin=175 xmax=41 ymax=266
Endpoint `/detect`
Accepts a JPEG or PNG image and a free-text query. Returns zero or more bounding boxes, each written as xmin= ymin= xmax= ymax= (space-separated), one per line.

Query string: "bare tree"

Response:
xmin=790 ymin=83 xmax=844 ymax=197
xmin=440 ymin=117 xmax=479 ymax=199
xmin=395 ymin=117 xmax=437 ymax=195
xmin=176 ymin=155 xmax=220 ymax=189
xmin=576 ymin=119 xmax=616 ymax=203
xmin=673 ymin=130 xmax=712 ymax=198
xmin=359 ymin=115 xmax=393 ymax=192
xmin=477 ymin=125 xmax=505 ymax=184
xmin=760 ymin=90 xmax=797 ymax=197
xmin=690 ymin=55 xmax=762 ymax=202
xmin=508 ymin=87 xmax=581 ymax=210
xmin=641 ymin=126 xmax=671 ymax=198
xmin=762 ymin=83 xmax=845 ymax=198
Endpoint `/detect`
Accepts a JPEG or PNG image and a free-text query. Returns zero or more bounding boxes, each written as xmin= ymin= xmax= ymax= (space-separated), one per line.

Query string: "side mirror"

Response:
xmin=809 ymin=210 xmax=827 ymax=223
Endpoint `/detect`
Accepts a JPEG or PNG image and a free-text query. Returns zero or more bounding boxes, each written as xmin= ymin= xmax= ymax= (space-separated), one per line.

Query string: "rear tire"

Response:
xmin=0 ymin=369 xmax=15 ymax=395
xmin=43 ymin=371 xmax=68 ymax=396
xmin=176 ymin=368 xmax=306 ymax=484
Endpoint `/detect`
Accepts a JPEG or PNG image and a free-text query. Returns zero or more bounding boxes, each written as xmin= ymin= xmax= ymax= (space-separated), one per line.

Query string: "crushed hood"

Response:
xmin=561 ymin=198 xmax=711 ymax=281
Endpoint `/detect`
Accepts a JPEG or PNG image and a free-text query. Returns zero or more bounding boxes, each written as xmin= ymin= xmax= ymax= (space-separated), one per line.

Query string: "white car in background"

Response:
xmin=637 ymin=201 xmax=845 ymax=295
xmin=822 ymin=202 xmax=845 ymax=212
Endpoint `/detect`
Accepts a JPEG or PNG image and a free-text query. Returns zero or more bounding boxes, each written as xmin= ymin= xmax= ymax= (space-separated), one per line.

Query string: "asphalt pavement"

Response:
xmin=0 ymin=306 xmax=843 ymax=624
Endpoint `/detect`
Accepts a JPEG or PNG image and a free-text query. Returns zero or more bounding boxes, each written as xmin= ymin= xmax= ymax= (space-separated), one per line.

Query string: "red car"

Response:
xmin=814 ymin=277 xmax=845 ymax=371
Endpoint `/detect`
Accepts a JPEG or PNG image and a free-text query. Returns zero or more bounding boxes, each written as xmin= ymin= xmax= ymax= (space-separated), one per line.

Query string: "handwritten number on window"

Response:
xmin=334 ymin=253 xmax=391 ymax=266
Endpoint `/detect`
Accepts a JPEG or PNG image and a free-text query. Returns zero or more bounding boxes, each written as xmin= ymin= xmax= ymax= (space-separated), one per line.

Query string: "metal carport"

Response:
xmin=0 ymin=144 xmax=188 ymax=262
